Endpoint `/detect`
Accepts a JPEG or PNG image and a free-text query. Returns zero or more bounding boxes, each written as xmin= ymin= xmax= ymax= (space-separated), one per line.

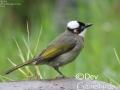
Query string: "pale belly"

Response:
xmin=48 ymin=45 xmax=83 ymax=67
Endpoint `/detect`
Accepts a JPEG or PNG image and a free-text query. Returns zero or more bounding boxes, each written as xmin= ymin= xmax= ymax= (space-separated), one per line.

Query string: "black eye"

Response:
xmin=80 ymin=26 xmax=85 ymax=30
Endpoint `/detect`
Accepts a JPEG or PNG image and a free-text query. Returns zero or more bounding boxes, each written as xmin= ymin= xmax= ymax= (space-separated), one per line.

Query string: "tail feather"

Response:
xmin=5 ymin=59 xmax=36 ymax=74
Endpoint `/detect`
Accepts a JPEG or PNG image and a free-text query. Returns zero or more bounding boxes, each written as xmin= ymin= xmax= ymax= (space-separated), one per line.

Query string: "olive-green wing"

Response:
xmin=35 ymin=37 xmax=76 ymax=65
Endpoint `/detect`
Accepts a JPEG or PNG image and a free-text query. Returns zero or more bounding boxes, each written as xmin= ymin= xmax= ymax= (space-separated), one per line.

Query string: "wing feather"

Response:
xmin=35 ymin=33 xmax=76 ymax=65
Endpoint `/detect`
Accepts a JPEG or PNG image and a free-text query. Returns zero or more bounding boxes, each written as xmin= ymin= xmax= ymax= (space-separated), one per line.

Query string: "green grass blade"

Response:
xmin=33 ymin=26 xmax=43 ymax=79
xmin=113 ymin=48 xmax=120 ymax=65
xmin=17 ymin=54 xmax=33 ymax=76
xmin=35 ymin=66 xmax=42 ymax=79
xmin=13 ymin=36 xmax=25 ymax=62
xmin=0 ymin=77 xmax=6 ymax=82
xmin=0 ymin=75 xmax=14 ymax=81
xmin=26 ymin=20 xmax=30 ymax=51
xmin=34 ymin=25 xmax=42 ymax=55
xmin=6 ymin=24 xmax=43 ymax=80
xmin=22 ymin=35 xmax=33 ymax=58
xmin=26 ymin=20 xmax=32 ymax=58
xmin=104 ymin=74 xmax=120 ymax=86
xmin=7 ymin=58 xmax=27 ymax=76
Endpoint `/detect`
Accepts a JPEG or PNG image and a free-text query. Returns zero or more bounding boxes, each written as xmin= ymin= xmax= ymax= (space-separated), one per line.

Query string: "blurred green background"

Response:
xmin=0 ymin=0 xmax=120 ymax=83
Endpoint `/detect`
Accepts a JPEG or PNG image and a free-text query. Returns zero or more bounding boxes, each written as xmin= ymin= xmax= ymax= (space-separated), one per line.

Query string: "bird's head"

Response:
xmin=67 ymin=21 xmax=93 ymax=37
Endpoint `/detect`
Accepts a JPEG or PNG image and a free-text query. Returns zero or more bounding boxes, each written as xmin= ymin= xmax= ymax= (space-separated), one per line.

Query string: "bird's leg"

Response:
xmin=53 ymin=66 xmax=65 ymax=78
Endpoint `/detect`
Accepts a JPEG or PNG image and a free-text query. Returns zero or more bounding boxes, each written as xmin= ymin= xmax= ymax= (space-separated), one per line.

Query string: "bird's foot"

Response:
xmin=55 ymin=75 xmax=69 ymax=79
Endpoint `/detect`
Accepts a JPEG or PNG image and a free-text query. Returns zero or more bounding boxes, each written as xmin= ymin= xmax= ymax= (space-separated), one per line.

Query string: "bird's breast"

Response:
xmin=48 ymin=37 xmax=84 ymax=67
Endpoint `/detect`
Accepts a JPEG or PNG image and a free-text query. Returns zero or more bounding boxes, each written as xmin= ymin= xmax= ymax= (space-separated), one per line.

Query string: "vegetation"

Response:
xmin=0 ymin=0 xmax=120 ymax=85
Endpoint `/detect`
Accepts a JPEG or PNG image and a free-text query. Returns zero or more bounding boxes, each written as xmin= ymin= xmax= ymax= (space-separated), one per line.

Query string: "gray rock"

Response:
xmin=0 ymin=78 xmax=119 ymax=90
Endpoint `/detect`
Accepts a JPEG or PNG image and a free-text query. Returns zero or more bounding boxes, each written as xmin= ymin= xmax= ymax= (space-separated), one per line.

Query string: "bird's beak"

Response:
xmin=85 ymin=23 xmax=93 ymax=28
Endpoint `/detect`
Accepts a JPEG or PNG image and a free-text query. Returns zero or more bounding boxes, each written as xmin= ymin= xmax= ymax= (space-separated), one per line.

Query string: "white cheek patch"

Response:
xmin=79 ymin=29 xmax=86 ymax=37
xmin=74 ymin=29 xmax=78 ymax=33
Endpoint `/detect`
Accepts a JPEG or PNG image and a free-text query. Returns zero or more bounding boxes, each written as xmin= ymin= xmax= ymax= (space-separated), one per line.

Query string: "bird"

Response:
xmin=5 ymin=21 xmax=92 ymax=78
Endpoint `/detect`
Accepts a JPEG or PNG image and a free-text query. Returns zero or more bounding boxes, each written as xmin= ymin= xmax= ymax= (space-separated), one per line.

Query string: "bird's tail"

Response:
xmin=5 ymin=59 xmax=36 ymax=74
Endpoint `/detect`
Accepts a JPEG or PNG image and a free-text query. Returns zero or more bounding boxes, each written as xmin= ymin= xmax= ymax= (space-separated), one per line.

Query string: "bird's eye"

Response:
xmin=81 ymin=26 xmax=85 ymax=30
